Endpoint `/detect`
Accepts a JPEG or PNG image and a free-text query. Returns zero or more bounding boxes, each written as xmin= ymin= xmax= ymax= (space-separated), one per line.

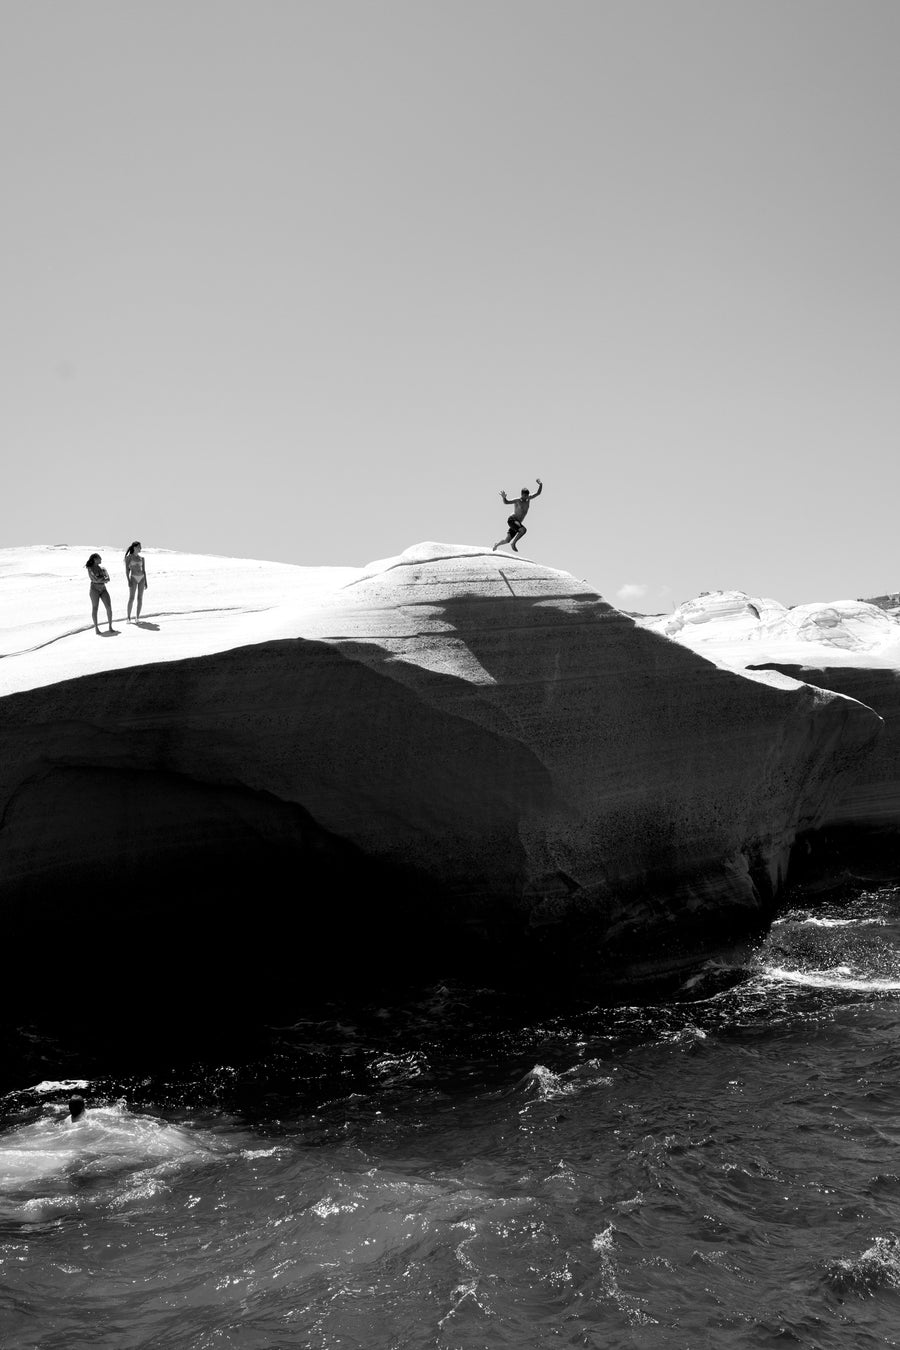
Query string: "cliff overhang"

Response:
xmin=0 ymin=546 xmax=885 ymax=1011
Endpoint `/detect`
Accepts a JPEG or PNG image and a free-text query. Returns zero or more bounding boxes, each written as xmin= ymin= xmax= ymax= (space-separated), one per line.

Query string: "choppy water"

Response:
xmin=3 ymin=887 xmax=900 ymax=1348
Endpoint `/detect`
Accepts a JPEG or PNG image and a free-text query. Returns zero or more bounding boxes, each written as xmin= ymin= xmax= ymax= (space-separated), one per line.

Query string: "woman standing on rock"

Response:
xmin=124 ymin=541 xmax=149 ymax=621
xmin=85 ymin=553 xmax=114 ymax=634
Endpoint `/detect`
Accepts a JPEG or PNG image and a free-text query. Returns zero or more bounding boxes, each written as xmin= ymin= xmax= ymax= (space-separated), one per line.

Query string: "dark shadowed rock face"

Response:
xmin=746 ymin=666 xmax=900 ymax=830
xmin=746 ymin=663 xmax=900 ymax=890
xmin=0 ymin=546 xmax=884 ymax=1010
xmin=637 ymin=586 xmax=900 ymax=890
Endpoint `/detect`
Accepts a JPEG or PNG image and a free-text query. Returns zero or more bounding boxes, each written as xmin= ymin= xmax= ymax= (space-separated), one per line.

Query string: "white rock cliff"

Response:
xmin=0 ymin=547 xmax=884 ymax=1000
xmin=641 ymin=590 xmax=900 ymax=850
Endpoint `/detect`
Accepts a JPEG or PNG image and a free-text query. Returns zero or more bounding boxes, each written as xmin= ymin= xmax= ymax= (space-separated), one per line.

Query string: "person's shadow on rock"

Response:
xmin=98 ymin=629 xmax=120 ymax=637
xmin=134 ymin=621 xmax=160 ymax=631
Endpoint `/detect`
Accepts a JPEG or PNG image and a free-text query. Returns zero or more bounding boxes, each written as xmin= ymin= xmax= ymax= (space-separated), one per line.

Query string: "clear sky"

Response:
xmin=3 ymin=0 xmax=898 ymax=611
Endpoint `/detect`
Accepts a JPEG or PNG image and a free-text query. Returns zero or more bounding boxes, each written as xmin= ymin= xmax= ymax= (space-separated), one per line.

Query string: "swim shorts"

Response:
xmin=506 ymin=515 xmax=521 ymax=534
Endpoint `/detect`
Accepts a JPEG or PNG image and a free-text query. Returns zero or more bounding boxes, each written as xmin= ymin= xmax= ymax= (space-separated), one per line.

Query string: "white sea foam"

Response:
xmin=803 ymin=917 xmax=872 ymax=928
xmin=827 ymin=1233 xmax=900 ymax=1296
xmin=518 ymin=1061 xmax=612 ymax=1106
xmin=0 ymin=1103 xmax=218 ymax=1198
xmin=27 ymin=1079 xmax=90 ymax=1095
xmin=762 ymin=966 xmax=900 ymax=992
xmin=772 ymin=910 xmax=889 ymax=929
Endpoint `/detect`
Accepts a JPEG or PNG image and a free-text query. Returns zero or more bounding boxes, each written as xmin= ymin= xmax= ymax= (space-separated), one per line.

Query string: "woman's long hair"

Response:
xmin=85 ymin=553 xmax=100 ymax=570
xmin=124 ymin=541 xmax=141 ymax=559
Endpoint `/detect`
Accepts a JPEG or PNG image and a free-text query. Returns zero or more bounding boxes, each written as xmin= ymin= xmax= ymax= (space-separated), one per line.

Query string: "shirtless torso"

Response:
xmin=493 ymin=478 xmax=543 ymax=552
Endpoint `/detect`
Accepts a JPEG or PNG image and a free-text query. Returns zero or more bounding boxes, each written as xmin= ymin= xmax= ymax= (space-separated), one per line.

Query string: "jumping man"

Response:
xmin=493 ymin=478 xmax=543 ymax=552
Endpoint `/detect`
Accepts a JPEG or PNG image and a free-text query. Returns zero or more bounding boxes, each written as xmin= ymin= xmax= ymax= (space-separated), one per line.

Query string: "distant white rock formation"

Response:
xmin=641 ymin=587 xmax=900 ymax=846
xmin=642 ymin=589 xmax=900 ymax=657
xmin=757 ymin=599 xmax=900 ymax=652
xmin=645 ymin=589 xmax=787 ymax=643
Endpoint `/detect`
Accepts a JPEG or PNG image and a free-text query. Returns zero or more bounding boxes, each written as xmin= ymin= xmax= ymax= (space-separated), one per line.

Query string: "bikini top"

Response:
xmin=127 ymin=555 xmax=144 ymax=578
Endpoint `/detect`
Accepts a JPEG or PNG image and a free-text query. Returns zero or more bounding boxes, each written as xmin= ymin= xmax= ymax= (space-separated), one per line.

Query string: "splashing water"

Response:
xmin=827 ymin=1233 xmax=900 ymax=1298
xmin=1 ymin=883 xmax=899 ymax=1347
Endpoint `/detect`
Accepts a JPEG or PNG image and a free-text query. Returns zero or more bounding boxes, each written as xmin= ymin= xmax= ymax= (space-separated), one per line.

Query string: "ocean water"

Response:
xmin=2 ymin=886 xmax=900 ymax=1349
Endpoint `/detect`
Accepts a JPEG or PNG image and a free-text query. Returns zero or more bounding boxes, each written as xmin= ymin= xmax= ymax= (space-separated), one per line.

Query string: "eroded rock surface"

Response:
xmin=644 ymin=589 xmax=900 ymax=655
xmin=0 ymin=546 xmax=884 ymax=999
xmin=641 ymin=590 xmax=900 ymax=868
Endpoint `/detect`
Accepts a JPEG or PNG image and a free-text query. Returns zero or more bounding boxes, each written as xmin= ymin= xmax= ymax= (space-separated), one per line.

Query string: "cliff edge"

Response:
xmin=640 ymin=590 xmax=900 ymax=879
xmin=0 ymin=546 xmax=883 ymax=1004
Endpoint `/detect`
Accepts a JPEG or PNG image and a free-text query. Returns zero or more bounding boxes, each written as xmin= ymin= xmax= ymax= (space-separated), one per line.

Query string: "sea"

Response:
xmin=2 ymin=884 xmax=900 ymax=1349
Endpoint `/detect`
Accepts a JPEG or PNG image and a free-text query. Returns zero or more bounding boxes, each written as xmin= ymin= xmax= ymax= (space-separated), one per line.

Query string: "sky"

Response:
xmin=2 ymin=0 xmax=899 ymax=612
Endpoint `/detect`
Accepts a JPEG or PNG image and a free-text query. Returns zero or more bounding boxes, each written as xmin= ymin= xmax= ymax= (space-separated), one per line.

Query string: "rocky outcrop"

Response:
xmin=645 ymin=589 xmax=900 ymax=654
xmin=756 ymin=600 xmax=900 ymax=653
xmin=649 ymin=589 xmax=788 ymax=643
xmin=642 ymin=590 xmax=900 ymax=880
xmin=0 ymin=547 xmax=884 ymax=1007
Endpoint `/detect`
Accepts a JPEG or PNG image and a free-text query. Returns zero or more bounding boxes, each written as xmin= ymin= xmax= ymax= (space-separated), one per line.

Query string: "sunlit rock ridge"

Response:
xmin=640 ymin=589 xmax=900 ymax=852
xmin=0 ymin=546 xmax=883 ymax=999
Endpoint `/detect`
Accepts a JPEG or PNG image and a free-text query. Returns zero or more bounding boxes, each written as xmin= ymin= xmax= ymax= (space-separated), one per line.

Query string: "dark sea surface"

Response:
xmin=2 ymin=886 xmax=900 ymax=1349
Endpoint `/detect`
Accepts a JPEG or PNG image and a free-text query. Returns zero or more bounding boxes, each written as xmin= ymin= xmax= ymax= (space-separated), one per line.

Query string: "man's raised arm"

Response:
xmin=532 ymin=478 xmax=543 ymax=497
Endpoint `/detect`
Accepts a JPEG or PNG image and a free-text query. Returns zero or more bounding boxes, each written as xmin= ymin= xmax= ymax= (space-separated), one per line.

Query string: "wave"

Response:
xmin=826 ymin=1233 xmax=900 ymax=1297
xmin=517 ymin=1061 xmax=612 ymax=1105
xmin=27 ymin=1079 xmax=91 ymax=1095
xmin=658 ymin=1023 xmax=708 ymax=1048
xmin=0 ymin=1102 xmax=222 ymax=1221
xmin=761 ymin=966 xmax=900 ymax=993
xmin=780 ymin=917 xmax=874 ymax=928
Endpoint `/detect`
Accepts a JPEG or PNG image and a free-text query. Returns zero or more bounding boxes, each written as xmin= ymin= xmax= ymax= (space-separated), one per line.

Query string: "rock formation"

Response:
xmin=648 ymin=589 xmax=789 ymax=644
xmin=0 ymin=547 xmax=884 ymax=1011
xmin=642 ymin=590 xmax=900 ymax=880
